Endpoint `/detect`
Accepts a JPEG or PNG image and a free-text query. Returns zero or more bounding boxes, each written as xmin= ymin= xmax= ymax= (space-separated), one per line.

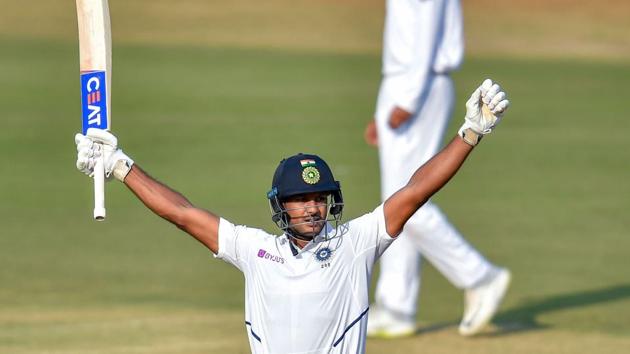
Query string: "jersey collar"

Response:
xmin=285 ymin=222 xmax=334 ymax=256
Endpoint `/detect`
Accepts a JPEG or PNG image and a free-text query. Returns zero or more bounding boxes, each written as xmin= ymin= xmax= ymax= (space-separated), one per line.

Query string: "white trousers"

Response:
xmin=374 ymin=73 xmax=495 ymax=316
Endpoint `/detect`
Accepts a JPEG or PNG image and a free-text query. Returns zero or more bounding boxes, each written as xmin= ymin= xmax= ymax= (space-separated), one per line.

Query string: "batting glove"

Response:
xmin=458 ymin=79 xmax=510 ymax=146
xmin=75 ymin=128 xmax=134 ymax=182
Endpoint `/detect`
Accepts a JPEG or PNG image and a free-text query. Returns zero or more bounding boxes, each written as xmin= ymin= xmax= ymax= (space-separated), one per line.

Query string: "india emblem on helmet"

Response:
xmin=302 ymin=166 xmax=320 ymax=184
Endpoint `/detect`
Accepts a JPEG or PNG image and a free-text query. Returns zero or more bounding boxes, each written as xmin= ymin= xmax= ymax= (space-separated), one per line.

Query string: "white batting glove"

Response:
xmin=75 ymin=128 xmax=134 ymax=182
xmin=458 ymin=79 xmax=510 ymax=146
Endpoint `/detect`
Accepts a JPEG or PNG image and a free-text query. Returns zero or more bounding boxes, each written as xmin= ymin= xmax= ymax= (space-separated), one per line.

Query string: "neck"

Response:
xmin=290 ymin=237 xmax=310 ymax=249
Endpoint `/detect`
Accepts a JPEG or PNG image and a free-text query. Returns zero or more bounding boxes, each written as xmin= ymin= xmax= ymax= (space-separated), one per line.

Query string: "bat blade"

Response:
xmin=77 ymin=0 xmax=111 ymax=133
xmin=76 ymin=0 xmax=112 ymax=221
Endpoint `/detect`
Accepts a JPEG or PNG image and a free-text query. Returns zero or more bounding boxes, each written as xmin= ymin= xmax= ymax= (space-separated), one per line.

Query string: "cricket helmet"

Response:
xmin=267 ymin=153 xmax=344 ymax=238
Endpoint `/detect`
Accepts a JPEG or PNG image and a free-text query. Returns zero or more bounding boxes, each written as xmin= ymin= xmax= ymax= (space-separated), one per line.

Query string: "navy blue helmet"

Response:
xmin=267 ymin=153 xmax=343 ymax=238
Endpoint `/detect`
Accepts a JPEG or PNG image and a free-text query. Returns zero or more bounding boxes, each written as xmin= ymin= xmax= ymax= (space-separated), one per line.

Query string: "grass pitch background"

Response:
xmin=1 ymin=0 xmax=629 ymax=353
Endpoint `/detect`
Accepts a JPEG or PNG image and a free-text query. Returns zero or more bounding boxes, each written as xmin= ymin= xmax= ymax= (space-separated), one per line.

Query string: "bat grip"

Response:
xmin=93 ymin=149 xmax=106 ymax=221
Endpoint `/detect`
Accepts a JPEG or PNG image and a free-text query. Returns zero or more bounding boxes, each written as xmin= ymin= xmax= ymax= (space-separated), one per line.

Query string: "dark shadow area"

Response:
xmin=486 ymin=284 xmax=630 ymax=336
xmin=417 ymin=321 xmax=456 ymax=335
xmin=397 ymin=284 xmax=630 ymax=338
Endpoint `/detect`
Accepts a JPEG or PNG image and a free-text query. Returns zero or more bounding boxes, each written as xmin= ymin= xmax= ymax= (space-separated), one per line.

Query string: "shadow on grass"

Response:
xmin=487 ymin=284 xmax=630 ymax=336
xmin=406 ymin=284 xmax=630 ymax=337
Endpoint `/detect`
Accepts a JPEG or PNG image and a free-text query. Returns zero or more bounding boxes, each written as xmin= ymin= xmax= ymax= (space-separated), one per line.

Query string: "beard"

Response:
xmin=288 ymin=216 xmax=326 ymax=239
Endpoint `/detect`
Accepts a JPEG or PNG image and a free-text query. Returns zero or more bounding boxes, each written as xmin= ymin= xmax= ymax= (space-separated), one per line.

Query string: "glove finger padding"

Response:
xmin=74 ymin=129 xmax=134 ymax=182
xmin=459 ymin=79 xmax=510 ymax=146
xmin=465 ymin=88 xmax=482 ymax=115
xmin=76 ymin=139 xmax=100 ymax=176
xmin=480 ymin=79 xmax=493 ymax=95
xmin=492 ymin=100 xmax=509 ymax=115
xmin=488 ymin=92 xmax=506 ymax=110
xmin=75 ymin=133 xmax=94 ymax=152
xmin=86 ymin=128 xmax=118 ymax=148
xmin=75 ymin=133 xmax=87 ymax=146
xmin=483 ymin=84 xmax=502 ymax=105
xmin=76 ymin=152 xmax=95 ymax=176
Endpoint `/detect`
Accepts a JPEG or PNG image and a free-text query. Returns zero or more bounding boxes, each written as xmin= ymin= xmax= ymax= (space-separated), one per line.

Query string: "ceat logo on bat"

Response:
xmin=80 ymin=70 xmax=108 ymax=134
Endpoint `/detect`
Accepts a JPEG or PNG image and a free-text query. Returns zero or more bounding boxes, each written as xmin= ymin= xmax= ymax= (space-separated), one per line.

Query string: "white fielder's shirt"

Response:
xmin=216 ymin=204 xmax=394 ymax=354
xmin=382 ymin=0 xmax=464 ymax=112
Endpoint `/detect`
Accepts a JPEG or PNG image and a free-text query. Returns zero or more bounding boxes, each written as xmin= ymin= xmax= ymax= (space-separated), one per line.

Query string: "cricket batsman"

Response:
xmin=75 ymin=79 xmax=510 ymax=353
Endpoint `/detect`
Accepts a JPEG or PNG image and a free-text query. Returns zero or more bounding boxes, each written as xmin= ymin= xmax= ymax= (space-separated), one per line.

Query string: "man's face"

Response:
xmin=283 ymin=192 xmax=329 ymax=238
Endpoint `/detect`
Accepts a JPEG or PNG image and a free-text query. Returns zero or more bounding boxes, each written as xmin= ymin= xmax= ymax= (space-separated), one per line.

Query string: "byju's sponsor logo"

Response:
xmin=257 ymin=249 xmax=285 ymax=264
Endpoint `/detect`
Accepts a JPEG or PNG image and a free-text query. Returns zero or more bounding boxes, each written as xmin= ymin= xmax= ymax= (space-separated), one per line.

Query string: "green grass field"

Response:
xmin=1 ymin=1 xmax=629 ymax=353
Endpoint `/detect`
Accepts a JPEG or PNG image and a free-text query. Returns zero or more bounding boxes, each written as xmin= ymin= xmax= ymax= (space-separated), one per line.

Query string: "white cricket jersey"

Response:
xmin=216 ymin=205 xmax=394 ymax=354
xmin=382 ymin=0 xmax=464 ymax=112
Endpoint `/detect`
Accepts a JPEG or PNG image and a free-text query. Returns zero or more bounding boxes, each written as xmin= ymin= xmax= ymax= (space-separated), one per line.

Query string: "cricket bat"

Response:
xmin=76 ymin=0 xmax=112 ymax=221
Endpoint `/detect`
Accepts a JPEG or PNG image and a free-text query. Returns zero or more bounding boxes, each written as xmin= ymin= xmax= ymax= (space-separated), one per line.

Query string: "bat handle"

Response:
xmin=93 ymin=149 xmax=106 ymax=221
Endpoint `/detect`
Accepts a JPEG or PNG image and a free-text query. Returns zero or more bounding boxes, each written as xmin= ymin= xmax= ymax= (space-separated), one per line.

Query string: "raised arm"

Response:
xmin=124 ymin=165 xmax=219 ymax=253
xmin=75 ymin=130 xmax=219 ymax=253
xmin=383 ymin=79 xmax=510 ymax=236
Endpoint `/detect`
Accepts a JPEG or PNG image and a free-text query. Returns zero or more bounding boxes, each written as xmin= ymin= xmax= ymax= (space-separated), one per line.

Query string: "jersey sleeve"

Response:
xmin=346 ymin=204 xmax=395 ymax=259
xmin=214 ymin=217 xmax=257 ymax=272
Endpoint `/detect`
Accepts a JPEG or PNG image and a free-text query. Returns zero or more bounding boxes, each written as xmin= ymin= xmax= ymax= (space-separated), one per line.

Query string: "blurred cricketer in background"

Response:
xmin=364 ymin=0 xmax=510 ymax=337
xmin=75 ymin=79 xmax=509 ymax=353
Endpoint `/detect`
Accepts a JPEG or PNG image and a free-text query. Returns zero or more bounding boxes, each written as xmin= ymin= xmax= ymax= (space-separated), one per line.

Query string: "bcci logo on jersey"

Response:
xmin=80 ymin=70 xmax=108 ymax=134
xmin=315 ymin=247 xmax=333 ymax=262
